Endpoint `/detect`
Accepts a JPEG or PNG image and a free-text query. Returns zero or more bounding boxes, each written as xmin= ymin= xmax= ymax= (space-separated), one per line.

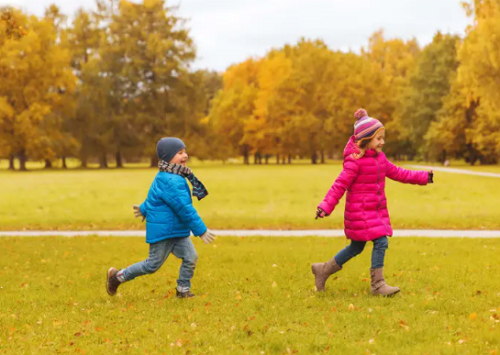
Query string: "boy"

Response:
xmin=106 ymin=137 xmax=215 ymax=298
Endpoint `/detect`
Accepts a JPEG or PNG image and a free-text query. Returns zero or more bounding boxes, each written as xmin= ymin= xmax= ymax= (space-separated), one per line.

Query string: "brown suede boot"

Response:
xmin=311 ymin=257 xmax=342 ymax=291
xmin=370 ymin=268 xmax=400 ymax=296
xmin=106 ymin=267 xmax=121 ymax=296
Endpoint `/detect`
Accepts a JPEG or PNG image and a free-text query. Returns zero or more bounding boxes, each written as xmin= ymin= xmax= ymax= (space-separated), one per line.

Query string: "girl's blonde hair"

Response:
xmin=353 ymin=138 xmax=370 ymax=159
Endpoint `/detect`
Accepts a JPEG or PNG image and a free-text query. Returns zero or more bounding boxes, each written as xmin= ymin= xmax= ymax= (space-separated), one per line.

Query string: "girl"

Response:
xmin=312 ymin=109 xmax=433 ymax=296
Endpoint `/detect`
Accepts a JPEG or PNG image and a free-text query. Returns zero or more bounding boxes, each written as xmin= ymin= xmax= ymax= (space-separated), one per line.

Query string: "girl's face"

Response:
xmin=169 ymin=149 xmax=189 ymax=166
xmin=367 ymin=129 xmax=385 ymax=153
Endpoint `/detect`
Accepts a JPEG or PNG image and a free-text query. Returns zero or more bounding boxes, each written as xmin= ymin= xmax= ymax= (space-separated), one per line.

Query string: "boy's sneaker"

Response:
xmin=176 ymin=289 xmax=195 ymax=298
xmin=106 ymin=267 xmax=121 ymax=296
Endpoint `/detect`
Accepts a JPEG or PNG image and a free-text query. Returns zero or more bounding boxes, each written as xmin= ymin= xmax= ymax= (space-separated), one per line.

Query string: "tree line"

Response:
xmin=1 ymin=0 xmax=499 ymax=170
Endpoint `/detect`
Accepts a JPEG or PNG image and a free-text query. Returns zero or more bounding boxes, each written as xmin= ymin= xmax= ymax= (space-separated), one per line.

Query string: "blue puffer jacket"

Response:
xmin=139 ymin=172 xmax=207 ymax=244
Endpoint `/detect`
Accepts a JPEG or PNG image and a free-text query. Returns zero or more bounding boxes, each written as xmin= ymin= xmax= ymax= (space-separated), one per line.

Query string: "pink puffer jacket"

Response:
xmin=318 ymin=136 xmax=429 ymax=241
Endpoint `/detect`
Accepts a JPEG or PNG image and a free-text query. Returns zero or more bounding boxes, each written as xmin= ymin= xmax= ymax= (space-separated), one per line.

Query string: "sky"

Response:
xmin=0 ymin=0 xmax=471 ymax=71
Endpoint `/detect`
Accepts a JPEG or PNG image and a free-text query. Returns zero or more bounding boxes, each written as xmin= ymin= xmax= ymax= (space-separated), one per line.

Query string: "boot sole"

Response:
xmin=371 ymin=289 xmax=400 ymax=297
xmin=386 ymin=289 xmax=401 ymax=297
xmin=106 ymin=267 xmax=117 ymax=296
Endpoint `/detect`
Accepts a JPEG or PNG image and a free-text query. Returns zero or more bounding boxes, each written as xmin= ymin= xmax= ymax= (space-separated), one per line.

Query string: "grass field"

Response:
xmin=1 ymin=163 xmax=500 ymax=231
xmin=0 ymin=236 xmax=499 ymax=354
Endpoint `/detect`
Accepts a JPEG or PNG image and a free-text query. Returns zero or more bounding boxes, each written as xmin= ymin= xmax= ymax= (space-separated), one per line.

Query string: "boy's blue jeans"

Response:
xmin=122 ymin=237 xmax=198 ymax=290
xmin=334 ymin=236 xmax=389 ymax=269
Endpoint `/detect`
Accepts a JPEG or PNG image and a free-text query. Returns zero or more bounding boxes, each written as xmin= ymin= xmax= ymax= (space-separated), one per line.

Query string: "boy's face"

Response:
xmin=367 ymin=129 xmax=385 ymax=153
xmin=169 ymin=148 xmax=189 ymax=166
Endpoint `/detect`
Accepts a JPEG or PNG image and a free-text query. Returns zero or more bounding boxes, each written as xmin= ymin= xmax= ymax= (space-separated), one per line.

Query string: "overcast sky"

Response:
xmin=1 ymin=0 xmax=471 ymax=71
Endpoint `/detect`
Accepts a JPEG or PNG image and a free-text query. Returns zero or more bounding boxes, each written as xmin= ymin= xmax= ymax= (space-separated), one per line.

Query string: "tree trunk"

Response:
xmin=8 ymin=155 xmax=15 ymax=170
xmin=44 ymin=159 xmax=53 ymax=169
xmin=288 ymin=155 xmax=292 ymax=164
xmin=320 ymin=150 xmax=325 ymax=164
xmin=99 ymin=153 xmax=108 ymax=169
xmin=80 ymin=154 xmax=88 ymax=168
xmin=440 ymin=150 xmax=447 ymax=165
xmin=242 ymin=145 xmax=250 ymax=165
xmin=19 ymin=151 xmax=27 ymax=171
xmin=150 ymin=155 xmax=159 ymax=168
xmin=281 ymin=156 xmax=286 ymax=165
xmin=254 ymin=152 xmax=258 ymax=165
xmin=276 ymin=154 xmax=280 ymax=164
xmin=116 ymin=151 xmax=123 ymax=168
xmin=62 ymin=156 xmax=68 ymax=169
xmin=265 ymin=155 xmax=269 ymax=164
xmin=311 ymin=152 xmax=317 ymax=165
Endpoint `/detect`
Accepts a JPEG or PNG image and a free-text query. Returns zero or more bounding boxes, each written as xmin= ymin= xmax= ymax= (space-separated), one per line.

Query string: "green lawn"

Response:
xmin=0 ymin=236 xmax=499 ymax=354
xmin=1 ymin=163 xmax=499 ymax=230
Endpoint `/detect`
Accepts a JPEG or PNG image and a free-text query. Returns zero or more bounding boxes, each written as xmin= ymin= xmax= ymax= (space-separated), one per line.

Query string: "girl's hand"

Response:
xmin=133 ymin=205 xmax=145 ymax=222
xmin=428 ymin=170 xmax=434 ymax=184
xmin=315 ymin=207 xmax=327 ymax=220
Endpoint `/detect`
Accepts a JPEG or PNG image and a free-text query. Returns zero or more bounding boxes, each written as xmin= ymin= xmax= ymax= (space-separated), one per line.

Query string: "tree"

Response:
xmin=397 ymin=33 xmax=460 ymax=159
xmin=101 ymin=0 xmax=196 ymax=167
xmin=363 ymin=30 xmax=421 ymax=157
xmin=456 ymin=0 xmax=500 ymax=162
xmin=65 ymin=7 xmax=103 ymax=167
xmin=208 ymin=59 xmax=261 ymax=164
xmin=0 ymin=8 xmax=75 ymax=170
xmin=427 ymin=0 xmax=500 ymax=165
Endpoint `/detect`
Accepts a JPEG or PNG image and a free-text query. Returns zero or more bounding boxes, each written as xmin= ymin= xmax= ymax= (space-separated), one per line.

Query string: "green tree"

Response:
xmin=397 ymin=32 xmax=460 ymax=159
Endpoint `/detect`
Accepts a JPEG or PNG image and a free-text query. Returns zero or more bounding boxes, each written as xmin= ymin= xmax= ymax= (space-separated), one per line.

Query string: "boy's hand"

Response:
xmin=200 ymin=229 xmax=215 ymax=244
xmin=315 ymin=207 xmax=326 ymax=220
xmin=133 ymin=205 xmax=145 ymax=222
xmin=428 ymin=170 xmax=434 ymax=184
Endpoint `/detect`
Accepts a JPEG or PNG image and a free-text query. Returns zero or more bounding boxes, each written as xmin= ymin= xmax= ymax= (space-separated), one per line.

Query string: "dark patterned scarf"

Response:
xmin=158 ymin=160 xmax=209 ymax=201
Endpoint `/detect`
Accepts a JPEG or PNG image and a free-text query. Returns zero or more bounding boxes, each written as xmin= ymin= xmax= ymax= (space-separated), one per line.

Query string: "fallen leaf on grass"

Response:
xmin=469 ymin=312 xmax=478 ymax=320
xmin=398 ymin=321 xmax=410 ymax=331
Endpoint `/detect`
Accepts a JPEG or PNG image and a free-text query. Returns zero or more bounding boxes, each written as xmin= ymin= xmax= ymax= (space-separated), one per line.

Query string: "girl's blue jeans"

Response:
xmin=334 ymin=236 xmax=389 ymax=269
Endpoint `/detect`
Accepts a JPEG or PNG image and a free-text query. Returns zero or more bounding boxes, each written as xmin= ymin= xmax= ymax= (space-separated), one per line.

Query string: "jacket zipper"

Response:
xmin=374 ymin=156 xmax=389 ymax=235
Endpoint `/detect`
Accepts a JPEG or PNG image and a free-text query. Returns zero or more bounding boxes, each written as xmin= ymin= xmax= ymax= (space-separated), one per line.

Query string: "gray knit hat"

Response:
xmin=156 ymin=137 xmax=186 ymax=162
